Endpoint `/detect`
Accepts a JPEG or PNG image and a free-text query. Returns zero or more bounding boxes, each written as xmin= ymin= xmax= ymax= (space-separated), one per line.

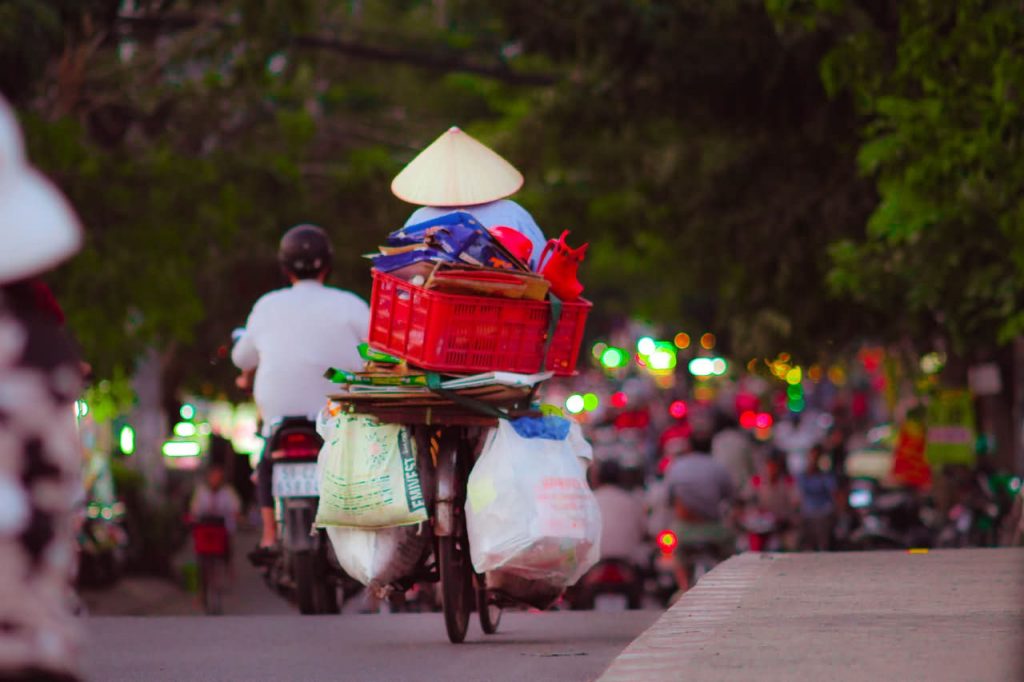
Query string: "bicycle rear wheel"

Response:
xmin=439 ymin=534 xmax=473 ymax=643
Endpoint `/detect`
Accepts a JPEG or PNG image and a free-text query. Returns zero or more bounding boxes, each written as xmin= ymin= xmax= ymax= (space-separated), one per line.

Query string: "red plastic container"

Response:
xmin=369 ymin=270 xmax=591 ymax=376
xmin=192 ymin=524 xmax=229 ymax=557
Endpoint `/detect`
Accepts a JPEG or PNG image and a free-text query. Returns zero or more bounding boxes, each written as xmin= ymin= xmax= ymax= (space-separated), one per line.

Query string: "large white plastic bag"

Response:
xmin=325 ymin=524 xmax=429 ymax=596
xmin=466 ymin=419 xmax=601 ymax=586
xmin=314 ymin=411 xmax=428 ymax=528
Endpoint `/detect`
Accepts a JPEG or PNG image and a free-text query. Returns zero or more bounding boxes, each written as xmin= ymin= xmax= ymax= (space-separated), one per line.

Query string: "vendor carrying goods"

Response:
xmin=314 ymin=412 xmax=428 ymax=529
xmin=390 ymin=126 xmax=524 ymax=207
xmin=369 ymin=269 xmax=590 ymax=376
xmin=465 ymin=418 xmax=601 ymax=589
xmin=538 ymin=230 xmax=588 ymax=301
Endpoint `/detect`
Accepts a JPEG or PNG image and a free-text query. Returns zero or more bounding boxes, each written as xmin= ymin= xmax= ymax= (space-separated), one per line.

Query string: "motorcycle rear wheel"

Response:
xmin=293 ymin=550 xmax=337 ymax=615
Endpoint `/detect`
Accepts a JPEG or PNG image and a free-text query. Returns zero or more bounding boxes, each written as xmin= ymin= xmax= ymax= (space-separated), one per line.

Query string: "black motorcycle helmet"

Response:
xmin=278 ymin=224 xmax=333 ymax=280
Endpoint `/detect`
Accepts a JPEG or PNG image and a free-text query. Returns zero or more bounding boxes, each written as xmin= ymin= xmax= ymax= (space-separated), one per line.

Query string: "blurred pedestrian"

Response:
xmin=0 ymin=98 xmax=85 ymax=681
xmin=711 ymin=411 xmax=755 ymax=491
xmin=664 ymin=424 xmax=735 ymax=591
xmin=796 ymin=444 xmax=837 ymax=551
xmin=190 ymin=463 xmax=242 ymax=536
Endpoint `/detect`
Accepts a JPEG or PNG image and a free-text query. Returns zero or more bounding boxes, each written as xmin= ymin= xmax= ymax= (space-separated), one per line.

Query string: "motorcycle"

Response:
xmin=258 ymin=417 xmax=342 ymax=614
xmin=739 ymin=509 xmax=787 ymax=552
xmin=77 ymin=501 xmax=128 ymax=588
xmin=936 ymin=471 xmax=1021 ymax=548
xmin=647 ymin=529 xmax=679 ymax=606
xmin=844 ymin=480 xmax=935 ymax=550
xmin=565 ymin=558 xmax=644 ymax=610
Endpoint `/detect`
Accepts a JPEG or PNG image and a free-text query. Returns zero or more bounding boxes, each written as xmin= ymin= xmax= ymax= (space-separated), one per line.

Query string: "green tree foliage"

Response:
xmin=10 ymin=0 xmax=1015 ymax=394
xmin=770 ymin=0 xmax=1024 ymax=354
xmin=490 ymin=0 xmax=878 ymax=359
xmin=4 ymin=0 xmax=542 ymax=395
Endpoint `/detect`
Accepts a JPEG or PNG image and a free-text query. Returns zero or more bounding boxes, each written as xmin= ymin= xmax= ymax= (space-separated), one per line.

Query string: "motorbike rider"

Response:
xmin=592 ymin=460 xmax=648 ymax=567
xmin=663 ymin=419 xmax=736 ymax=591
xmin=232 ymin=224 xmax=369 ymax=563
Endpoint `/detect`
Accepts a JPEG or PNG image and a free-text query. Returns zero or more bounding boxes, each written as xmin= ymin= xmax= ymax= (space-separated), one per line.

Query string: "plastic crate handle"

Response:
xmin=540 ymin=294 xmax=563 ymax=370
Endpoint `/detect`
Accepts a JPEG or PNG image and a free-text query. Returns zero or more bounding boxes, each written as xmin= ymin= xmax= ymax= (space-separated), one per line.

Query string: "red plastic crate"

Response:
xmin=369 ymin=270 xmax=591 ymax=376
xmin=192 ymin=524 xmax=229 ymax=557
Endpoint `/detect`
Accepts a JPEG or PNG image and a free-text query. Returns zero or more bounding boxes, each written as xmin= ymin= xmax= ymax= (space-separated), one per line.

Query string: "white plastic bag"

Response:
xmin=325 ymin=524 xmax=429 ymax=595
xmin=466 ymin=418 xmax=601 ymax=587
xmin=315 ymin=411 xmax=428 ymax=528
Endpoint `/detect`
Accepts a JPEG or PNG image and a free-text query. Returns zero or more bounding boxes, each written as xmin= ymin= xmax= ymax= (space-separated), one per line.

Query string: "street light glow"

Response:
xmin=565 ymin=394 xmax=585 ymax=414
xmin=119 ymin=425 xmax=135 ymax=455
xmin=174 ymin=422 xmax=197 ymax=437
xmin=637 ymin=337 xmax=656 ymax=355
xmin=689 ymin=358 xmax=714 ymax=376
xmin=162 ymin=441 xmax=200 ymax=457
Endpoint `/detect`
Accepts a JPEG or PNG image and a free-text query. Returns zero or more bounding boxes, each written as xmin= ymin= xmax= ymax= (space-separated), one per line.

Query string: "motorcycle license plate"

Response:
xmin=272 ymin=463 xmax=319 ymax=497
xmin=594 ymin=594 xmax=629 ymax=612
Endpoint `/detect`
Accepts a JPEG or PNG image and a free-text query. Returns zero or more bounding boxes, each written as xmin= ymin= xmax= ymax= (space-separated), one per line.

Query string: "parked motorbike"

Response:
xmin=936 ymin=471 xmax=1021 ymax=548
xmin=843 ymin=480 xmax=934 ymax=550
xmin=77 ymin=501 xmax=128 ymax=588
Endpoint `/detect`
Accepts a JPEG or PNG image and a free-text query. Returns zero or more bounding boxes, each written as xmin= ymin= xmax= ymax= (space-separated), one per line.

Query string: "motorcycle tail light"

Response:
xmin=274 ymin=432 xmax=320 ymax=459
xmin=590 ymin=562 xmax=628 ymax=584
xmin=656 ymin=530 xmax=678 ymax=555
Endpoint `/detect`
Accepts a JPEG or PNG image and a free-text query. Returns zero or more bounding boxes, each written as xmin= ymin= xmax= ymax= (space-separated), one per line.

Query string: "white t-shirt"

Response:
xmin=231 ymin=280 xmax=369 ymax=431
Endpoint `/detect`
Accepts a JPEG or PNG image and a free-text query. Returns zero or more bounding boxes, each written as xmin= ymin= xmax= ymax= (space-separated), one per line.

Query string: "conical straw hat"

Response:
xmin=392 ymin=126 xmax=524 ymax=207
xmin=0 ymin=98 xmax=81 ymax=283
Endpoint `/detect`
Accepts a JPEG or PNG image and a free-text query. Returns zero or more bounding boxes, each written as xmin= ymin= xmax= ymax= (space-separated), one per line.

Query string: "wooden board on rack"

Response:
xmin=329 ymin=384 xmax=535 ymax=426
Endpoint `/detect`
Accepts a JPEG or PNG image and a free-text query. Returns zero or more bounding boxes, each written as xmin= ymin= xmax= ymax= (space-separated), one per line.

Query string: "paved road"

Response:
xmin=82 ymin=610 xmax=659 ymax=682
xmin=602 ymin=548 xmax=1024 ymax=682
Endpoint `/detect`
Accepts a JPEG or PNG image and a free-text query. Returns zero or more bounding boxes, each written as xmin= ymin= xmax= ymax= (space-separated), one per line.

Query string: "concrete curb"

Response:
xmin=598 ymin=553 xmax=779 ymax=681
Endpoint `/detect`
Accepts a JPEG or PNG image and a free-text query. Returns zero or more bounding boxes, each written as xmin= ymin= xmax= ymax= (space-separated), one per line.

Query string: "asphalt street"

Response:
xmin=82 ymin=610 xmax=660 ymax=682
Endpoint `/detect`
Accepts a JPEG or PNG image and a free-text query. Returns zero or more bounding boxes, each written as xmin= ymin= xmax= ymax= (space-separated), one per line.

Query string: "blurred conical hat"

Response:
xmin=392 ymin=126 xmax=523 ymax=207
xmin=0 ymin=98 xmax=82 ymax=283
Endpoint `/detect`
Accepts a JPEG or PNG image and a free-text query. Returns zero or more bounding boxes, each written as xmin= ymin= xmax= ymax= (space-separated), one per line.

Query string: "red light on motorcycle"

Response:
xmin=755 ymin=412 xmax=773 ymax=429
xmin=739 ymin=410 xmax=757 ymax=429
xmin=273 ymin=432 xmax=320 ymax=459
xmin=669 ymin=400 xmax=688 ymax=419
xmin=656 ymin=530 xmax=678 ymax=554
xmin=611 ymin=391 xmax=628 ymax=409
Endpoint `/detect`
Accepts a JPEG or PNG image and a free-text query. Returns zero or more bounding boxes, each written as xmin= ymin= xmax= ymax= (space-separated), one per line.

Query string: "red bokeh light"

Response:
xmin=739 ymin=410 xmax=757 ymax=429
xmin=656 ymin=530 xmax=678 ymax=554
xmin=669 ymin=400 xmax=688 ymax=419
xmin=611 ymin=391 xmax=628 ymax=409
xmin=755 ymin=412 xmax=774 ymax=429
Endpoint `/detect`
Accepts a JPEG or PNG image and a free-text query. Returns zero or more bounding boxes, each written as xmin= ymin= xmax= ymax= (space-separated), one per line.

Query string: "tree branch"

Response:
xmin=289 ymin=35 xmax=557 ymax=86
xmin=114 ymin=14 xmax=558 ymax=86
